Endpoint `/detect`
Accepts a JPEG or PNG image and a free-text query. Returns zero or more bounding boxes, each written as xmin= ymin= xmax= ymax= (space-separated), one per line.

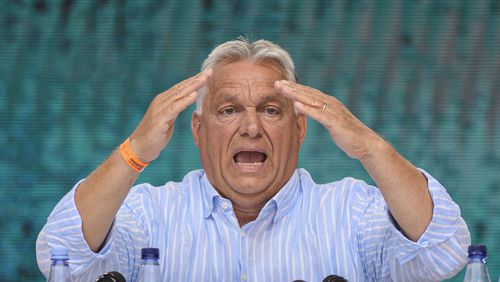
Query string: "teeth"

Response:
xmin=236 ymin=162 xmax=264 ymax=166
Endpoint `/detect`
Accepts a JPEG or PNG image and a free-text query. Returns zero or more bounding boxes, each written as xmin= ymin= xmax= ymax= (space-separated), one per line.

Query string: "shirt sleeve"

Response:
xmin=36 ymin=180 xmax=152 ymax=282
xmin=353 ymin=169 xmax=471 ymax=281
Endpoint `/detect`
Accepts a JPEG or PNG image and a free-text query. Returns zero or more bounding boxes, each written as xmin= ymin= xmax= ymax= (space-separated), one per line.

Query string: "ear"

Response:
xmin=297 ymin=113 xmax=307 ymax=144
xmin=191 ymin=112 xmax=201 ymax=148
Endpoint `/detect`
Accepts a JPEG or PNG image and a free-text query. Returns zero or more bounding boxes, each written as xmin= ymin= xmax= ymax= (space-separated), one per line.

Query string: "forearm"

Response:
xmin=276 ymin=80 xmax=436 ymax=241
xmin=75 ymin=149 xmax=139 ymax=252
xmin=360 ymin=138 xmax=433 ymax=242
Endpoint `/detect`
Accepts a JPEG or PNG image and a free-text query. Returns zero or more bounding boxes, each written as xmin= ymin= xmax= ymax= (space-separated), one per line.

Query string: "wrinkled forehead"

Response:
xmin=212 ymin=79 xmax=275 ymax=94
xmin=209 ymin=79 xmax=287 ymax=107
xmin=207 ymin=60 xmax=286 ymax=103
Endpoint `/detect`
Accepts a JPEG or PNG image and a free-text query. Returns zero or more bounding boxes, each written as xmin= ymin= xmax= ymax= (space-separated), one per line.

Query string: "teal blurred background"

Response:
xmin=1 ymin=0 xmax=499 ymax=281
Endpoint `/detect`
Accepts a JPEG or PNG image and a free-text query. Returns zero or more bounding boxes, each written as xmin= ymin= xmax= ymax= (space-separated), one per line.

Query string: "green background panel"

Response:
xmin=0 ymin=0 xmax=499 ymax=280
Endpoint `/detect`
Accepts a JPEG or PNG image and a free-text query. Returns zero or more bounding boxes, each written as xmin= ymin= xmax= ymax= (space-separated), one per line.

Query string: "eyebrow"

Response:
xmin=212 ymin=94 xmax=240 ymax=107
xmin=259 ymin=95 xmax=289 ymax=107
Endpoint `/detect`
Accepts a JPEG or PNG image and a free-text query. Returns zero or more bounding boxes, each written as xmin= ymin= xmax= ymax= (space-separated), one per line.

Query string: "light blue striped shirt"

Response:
xmin=36 ymin=169 xmax=470 ymax=281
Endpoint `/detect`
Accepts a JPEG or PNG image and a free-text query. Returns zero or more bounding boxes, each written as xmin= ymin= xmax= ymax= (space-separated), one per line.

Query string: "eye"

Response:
xmin=219 ymin=107 xmax=236 ymax=116
xmin=264 ymin=106 xmax=281 ymax=116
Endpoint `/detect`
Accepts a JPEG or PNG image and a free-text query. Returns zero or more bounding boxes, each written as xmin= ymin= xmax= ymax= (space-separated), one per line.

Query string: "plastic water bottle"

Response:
xmin=48 ymin=247 xmax=71 ymax=282
xmin=463 ymin=245 xmax=491 ymax=282
xmin=137 ymin=247 xmax=161 ymax=281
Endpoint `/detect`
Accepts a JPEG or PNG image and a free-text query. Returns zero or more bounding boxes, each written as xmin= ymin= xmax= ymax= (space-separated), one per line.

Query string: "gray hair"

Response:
xmin=196 ymin=37 xmax=297 ymax=113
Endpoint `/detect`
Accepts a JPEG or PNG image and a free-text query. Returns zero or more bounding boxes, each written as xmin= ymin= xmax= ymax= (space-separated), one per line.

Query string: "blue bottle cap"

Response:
xmin=51 ymin=247 xmax=69 ymax=260
xmin=468 ymin=245 xmax=487 ymax=257
xmin=141 ymin=247 xmax=159 ymax=259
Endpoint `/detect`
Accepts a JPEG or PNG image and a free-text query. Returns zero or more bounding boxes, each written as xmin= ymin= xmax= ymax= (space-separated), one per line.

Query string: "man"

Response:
xmin=37 ymin=38 xmax=470 ymax=281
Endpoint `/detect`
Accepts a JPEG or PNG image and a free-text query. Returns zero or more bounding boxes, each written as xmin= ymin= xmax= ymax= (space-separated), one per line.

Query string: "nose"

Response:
xmin=238 ymin=108 xmax=263 ymax=138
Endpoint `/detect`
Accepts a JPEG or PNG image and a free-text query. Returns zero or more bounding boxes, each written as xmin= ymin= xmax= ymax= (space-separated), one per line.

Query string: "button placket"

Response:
xmin=239 ymin=227 xmax=249 ymax=282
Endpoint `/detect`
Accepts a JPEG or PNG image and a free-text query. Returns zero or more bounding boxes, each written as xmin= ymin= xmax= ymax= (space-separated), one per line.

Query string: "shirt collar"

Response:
xmin=201 ymin=174 xmax=222 ymax=219
xmin=268 ymin=170 xmax=301 ymax=223
xmin=200 ymin=170 xmax=301 ymax=223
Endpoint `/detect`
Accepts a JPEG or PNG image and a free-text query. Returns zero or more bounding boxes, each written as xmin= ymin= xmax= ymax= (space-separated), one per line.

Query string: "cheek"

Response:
xmin=267 ymin=117 xmax=297 ymax=135
xmin=204 ymin=119 xmax=236 ymax=152
xmin=266 ymin=124 xmax=299 ymax=151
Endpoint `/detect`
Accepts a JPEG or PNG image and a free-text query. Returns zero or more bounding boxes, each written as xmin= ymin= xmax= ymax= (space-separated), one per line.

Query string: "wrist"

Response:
xmin=128 ymin=137 xmax=148 ymax=162
xmin=359 ymin=135 xmax=393 ymax=164
xmin=119 ymin=138 xmax=150 ymax=173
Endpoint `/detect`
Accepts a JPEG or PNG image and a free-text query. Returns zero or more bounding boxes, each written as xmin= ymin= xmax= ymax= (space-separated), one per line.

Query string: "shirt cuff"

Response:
xmin=388 ymin=169 xmax=462 ymax=264
xmin=44 ymin=179 xmax=116 ymax=276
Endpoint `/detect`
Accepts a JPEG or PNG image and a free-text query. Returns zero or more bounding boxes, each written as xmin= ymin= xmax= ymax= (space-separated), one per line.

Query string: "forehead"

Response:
xmin=208 ymin=60 xmax=285 ymax=101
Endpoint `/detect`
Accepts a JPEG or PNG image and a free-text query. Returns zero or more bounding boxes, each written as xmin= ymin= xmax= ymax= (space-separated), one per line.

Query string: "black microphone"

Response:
xmin=323 ymin=275 xmax=347 ymax=282
xmin=95 ymin=271 xmax=126 ymax=282
xmin=292 ymin=275 xmax=347 ymax=282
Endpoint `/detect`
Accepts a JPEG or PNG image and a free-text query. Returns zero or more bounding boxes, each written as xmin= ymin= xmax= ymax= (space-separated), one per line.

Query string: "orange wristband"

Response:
xmin=119 ymin=138 xmax=149 ymax=172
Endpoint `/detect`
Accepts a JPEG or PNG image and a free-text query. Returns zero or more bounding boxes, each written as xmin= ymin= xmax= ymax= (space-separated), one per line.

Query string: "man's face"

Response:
xmin=192 ymin=60 xmax=306 ymax=207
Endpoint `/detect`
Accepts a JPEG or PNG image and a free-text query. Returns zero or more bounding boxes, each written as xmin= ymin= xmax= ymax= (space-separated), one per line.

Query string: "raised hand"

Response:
xmin=275 ymin=80 xmax=433 ymax=241
xmin=129 ymin=69 xmax=212 ymax=163
xmin=274 ymin=80 xmax=383 ymax=160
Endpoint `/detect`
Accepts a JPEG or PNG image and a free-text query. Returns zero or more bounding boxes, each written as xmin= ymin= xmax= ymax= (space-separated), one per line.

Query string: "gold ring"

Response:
xmin=321 ymin=104 xmax=328 ymax=112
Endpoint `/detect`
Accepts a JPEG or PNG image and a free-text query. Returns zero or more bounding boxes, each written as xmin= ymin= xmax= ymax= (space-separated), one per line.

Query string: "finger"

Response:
xmin=293 ymin=101 xmax=329 ymax=125
xmin=160 ymin=91 xmax=199 ymax=120
xmin=172 ymin=69 xmax=211 ymax=94
xmin=173 ymin=90 xmax=199 ymax=114
xmin=170 ymin=69 xmax=212 ymax=101
xmin=281 ymin=80 xmax=317 ymax=93
xmin=160 ymin=69 xmax=212 ymax=102
xmin=275 ymin=80 xmax=325 ymax=108
xmin=284 ymin=81 xmax=329 ymax=107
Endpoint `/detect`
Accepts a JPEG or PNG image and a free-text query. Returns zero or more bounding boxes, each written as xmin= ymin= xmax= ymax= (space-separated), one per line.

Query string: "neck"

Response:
xmin=214 ymin=187 xmax=269 ymax=227
xmin=233 ymin=205 xmax=262 ymax=227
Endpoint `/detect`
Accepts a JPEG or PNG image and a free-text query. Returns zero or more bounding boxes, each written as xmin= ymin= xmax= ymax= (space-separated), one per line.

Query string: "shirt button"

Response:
xmin=221 ymin=203 xmax=228 ymax=210
xmin=240 ymin=231 xmax=247 ymax=238
xmin=241 ymin=273 xmax=247 ymax=281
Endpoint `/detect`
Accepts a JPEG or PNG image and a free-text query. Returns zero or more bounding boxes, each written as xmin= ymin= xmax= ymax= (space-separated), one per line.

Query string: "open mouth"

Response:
xmin=233 ymin=151 xmax=267 ymax=166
